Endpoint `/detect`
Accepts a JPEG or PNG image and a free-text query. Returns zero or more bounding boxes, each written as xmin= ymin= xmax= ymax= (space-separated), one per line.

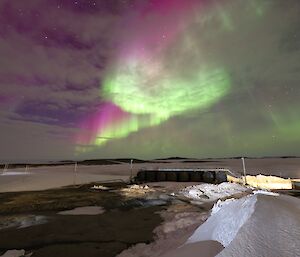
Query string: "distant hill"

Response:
xmin=1 ymin=156 xmax=299 ymax=169
xmin=154 ymin=157 xmax=189 ymax=160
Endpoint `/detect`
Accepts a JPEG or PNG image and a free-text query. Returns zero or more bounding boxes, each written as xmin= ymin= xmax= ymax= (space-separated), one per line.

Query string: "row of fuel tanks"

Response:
xmin=134 ymin=168 xmax=228 ymax=184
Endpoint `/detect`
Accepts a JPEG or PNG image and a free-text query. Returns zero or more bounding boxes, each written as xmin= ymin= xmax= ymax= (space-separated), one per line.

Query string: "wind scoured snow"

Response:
xmin=180 ymin=182 xmax=248 ymax=202
xmin=185 ymin=193 xmax=300 ymax=257
xmin=186 ymin=194 xmax=257 ymax=247
xmin=217 ymin=194 xmax=300 ymax=257
xmin=211 ymin=198 xmax=236 ymax=215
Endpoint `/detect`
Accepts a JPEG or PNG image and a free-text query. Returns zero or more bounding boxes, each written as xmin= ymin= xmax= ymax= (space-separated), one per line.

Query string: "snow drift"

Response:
xmin=186 ymin=192 xmax=300 ymax=257
xmin=187 ymin=194 xmax=256 ymax=247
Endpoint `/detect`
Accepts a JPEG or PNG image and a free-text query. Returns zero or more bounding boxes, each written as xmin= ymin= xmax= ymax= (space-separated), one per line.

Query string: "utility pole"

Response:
xmin=73 ymin=162 xmax=78 ymax=186
xmin=130 ymin=159 xmax=133 ymax=183
xmin=241 ymin=157 xmax=247 ymax=185
xmin=3 ymin=164 xmax=8 ymax=174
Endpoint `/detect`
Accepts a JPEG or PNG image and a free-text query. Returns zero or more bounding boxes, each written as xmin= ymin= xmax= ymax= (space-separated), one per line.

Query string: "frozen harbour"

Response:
xmin=184 ymin=192 xmax=300 ymax=257
xmin=0 ymin=165 xmax=130 ymax=192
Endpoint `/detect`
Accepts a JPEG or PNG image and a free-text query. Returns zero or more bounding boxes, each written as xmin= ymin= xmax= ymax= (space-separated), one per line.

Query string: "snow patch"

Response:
xmin=180 ymin=183 xmax=247 ymax=202
xmin=253 ymin=190 xmax=279 ymax=196
xmin=0 ymin=171 xmax=31 ymax=176
xmin=91 ymin=185 xmax=110 ymax=190
xmin=0 ymin=250 xmax=30 ymax=257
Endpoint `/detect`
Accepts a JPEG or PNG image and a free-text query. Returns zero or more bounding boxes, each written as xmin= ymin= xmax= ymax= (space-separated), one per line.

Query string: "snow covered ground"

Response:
xmin=0 ymin=165 xmax=129 ymax=192
xmin=179 ymin=182 xmax=248 ymax=202
xmin=183 ymin=192 xmax=300 ymax=257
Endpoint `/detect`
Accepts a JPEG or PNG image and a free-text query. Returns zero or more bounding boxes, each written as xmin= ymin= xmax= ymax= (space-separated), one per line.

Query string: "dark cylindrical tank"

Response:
xmin=215 ymin=171 xmax=227 ymax=183
xmin=190 ymin=171 xmax=203 ymax=182
xmin=166 ymin=172 xmax=178 ymax=181
xmin=178 ymin=172 xmax=190 ymax=182
xmin=146 ymin=171 xmax=157 ymax=182
xmin=136 ymin=170 xmax=146 ymax=182
xmin=157 ymin=172 xmax=167 ymax=181
xmin=203 ymin=171 xmax=215 ymax=183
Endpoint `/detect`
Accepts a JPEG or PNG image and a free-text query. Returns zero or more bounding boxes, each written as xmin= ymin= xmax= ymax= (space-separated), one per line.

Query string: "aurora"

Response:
xmin=0 ymin=0 xmax=300 ymax=160
xmin=77 ymin=0 xmax=233 ymax=147
xmin=75 ymin=0 xmax=277 ymax=149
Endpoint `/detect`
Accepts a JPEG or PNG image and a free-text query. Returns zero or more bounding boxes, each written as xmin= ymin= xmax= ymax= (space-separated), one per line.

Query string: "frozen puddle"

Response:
xmin=0 ymin=249 xmax=32 ymax=257
xmin=58 ymin=206 xmax=105 ymax=215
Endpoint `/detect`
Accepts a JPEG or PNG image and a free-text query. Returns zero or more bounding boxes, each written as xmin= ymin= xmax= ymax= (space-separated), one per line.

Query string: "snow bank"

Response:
xmin=211 ymin=198 xmax=236 ymax=215
xmin=217 ymin=194 xmax=300 ymax=257
xmin=253 ymin=190 xmax=279 ymax=196
xmin=186 ymin=193 xmax=300 ymax=257
xmin=180 ymin=183 xmax=247 ymax=202
xmin=186 ymin=194 xmax=257 ymax=247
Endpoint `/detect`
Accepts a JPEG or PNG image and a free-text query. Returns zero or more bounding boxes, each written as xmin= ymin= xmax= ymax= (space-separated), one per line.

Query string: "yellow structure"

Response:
xmin=227 ymin=174 xmax=293 ymax=190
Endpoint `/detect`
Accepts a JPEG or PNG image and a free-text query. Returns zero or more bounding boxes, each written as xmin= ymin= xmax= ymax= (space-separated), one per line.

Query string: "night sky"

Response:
xmin=0 ymin=0 xmax=299 ymax=161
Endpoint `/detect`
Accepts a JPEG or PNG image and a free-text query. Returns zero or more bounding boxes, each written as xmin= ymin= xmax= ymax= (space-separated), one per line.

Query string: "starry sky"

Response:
xmin=0 ymin=0 xmax=299 ymax=161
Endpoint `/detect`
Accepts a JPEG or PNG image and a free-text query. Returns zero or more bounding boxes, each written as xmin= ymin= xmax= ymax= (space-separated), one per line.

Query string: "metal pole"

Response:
xmin=73 ymin=162 xmax=77 ymax=186
xmin=4 ymin=164 xmax=8 ymax=173
xmin=242 ymin=157 xmax=247 ymax=185
xmin=130 ymin=159 xmax=133 ymax=182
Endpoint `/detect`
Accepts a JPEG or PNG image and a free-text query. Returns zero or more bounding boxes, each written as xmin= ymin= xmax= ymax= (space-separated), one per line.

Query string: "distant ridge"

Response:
xmin=1 ymin=156 xmax=299 ymax=169
xmin=154 ymin=156 xmax=189 ymax=160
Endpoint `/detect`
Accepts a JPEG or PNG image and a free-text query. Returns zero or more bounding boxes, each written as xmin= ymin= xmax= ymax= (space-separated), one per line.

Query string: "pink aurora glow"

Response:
xmin=77 ymin=102 xmax=131 ymax=144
